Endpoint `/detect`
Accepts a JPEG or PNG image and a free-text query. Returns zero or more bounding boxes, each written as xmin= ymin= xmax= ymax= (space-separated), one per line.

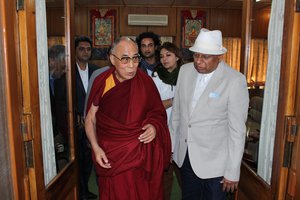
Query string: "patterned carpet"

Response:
xmin=88 ymin=170 xmax=182 ymax=199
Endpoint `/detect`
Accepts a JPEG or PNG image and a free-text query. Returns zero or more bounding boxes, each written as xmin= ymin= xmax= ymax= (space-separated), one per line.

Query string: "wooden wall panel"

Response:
xmin=119 ymin=7 xmax=148 ymax=36
xmin=252 ymin=7 xmax=270 ymax=38
xmin=175 ymin=8 xmax=181 ymax=47
xmin=55 ymin=6 xmax=245 ymax=40
xmin=46 ymin=8 xmax=65 ymax=36
xmin=48 ymin=5 xmax=254 ymax=40
xmin=209 ymin=9 xmax=242 ymax=37
xmin=74 ymin=7 xmax=88 ymax=36
xmin=147 ymin=7 xmax=177 ymax=36
xmin=48 ymin=5 xmax=248 ymax=65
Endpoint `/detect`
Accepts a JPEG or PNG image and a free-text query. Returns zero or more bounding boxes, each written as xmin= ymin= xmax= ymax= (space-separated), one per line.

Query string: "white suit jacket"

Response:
xmin=170 ymin=61 xmax=249 ymax=181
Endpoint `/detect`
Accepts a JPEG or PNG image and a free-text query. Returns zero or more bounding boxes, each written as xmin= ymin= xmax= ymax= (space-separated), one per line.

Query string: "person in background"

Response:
xmin=75 ymin=36 xmax=98 ymax=200
xmin=48 ymin=44 xmax=66 ymax=89
xmin=170 ymin=28 xmax=249 ymax=200
xmin=84 ymin=47 xmax=112 ymax=117
xmin=136 ymin=31 xmax=161 ymax=75
xmin=85 ymin=37 xmax=171 ymax=200
xmin=48 ymin=44 xmax=66 ymax=134
xmin=151 ymin=42 xmax=183 ymax=200
xmin=48 ymin=44 xmax=68 ymax=171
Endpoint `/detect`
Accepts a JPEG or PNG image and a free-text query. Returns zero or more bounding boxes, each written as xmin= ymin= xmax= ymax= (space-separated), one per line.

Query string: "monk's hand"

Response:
xmin=221 ymin=177 xmax=238 ymax=193
xmin=139 ymin=124 xmax=156 ymax=144
xmin=94 ymin=147 xmax=111 ymax=168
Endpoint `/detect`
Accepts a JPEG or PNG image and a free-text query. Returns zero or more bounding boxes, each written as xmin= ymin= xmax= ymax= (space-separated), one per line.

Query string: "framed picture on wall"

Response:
xmin=90 ymin=9 xmax=116 ymax=60
xmin=181 ymin=10 xmax=206 ymax=48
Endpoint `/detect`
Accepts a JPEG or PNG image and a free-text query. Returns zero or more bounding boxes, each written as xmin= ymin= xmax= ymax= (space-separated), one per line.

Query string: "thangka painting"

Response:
xmin=90 ymin=9 xmax=116 ymax=49
xmin=181 ymin=10 xmax=206 ymax=48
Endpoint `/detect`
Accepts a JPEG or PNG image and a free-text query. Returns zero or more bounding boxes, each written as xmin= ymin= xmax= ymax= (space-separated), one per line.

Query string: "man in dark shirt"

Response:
xmin=75 ymin=36 xmax=98 ymax=200
xmin=48 ymin=44 xmax=68 ymax=171
xmin=136 ymin=31 xmax=161 ymax=75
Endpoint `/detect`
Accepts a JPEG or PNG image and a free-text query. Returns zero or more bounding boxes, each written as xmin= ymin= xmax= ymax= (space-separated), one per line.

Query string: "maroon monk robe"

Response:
xmin=86 ymin=67 xmax=171 ymax=200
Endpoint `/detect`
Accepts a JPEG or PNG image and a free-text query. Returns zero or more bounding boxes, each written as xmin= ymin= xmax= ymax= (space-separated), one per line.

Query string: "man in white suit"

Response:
xmin=170 ymin=28 xmax=249 ymax=200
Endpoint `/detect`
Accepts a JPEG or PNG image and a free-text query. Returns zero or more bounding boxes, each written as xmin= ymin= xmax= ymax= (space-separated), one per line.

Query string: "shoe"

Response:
xmin=80 ymin=196 xmax=88 ymax=200
xmin=87 ymin=191 xmax=97 ymax=199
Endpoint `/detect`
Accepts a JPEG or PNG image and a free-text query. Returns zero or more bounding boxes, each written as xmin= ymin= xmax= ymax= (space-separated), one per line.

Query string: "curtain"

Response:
xmin=223 ymin=37 xmax=241 ymax=71
xmin=248 ymin=39 xmax=268 ymax=86
xmin=36 ymin=0 xmax=57 ymax=184
xmin=257 ymin=0 xmax=285 ymax=184
xmin=223 ymin=37 xmax=268 ymax=87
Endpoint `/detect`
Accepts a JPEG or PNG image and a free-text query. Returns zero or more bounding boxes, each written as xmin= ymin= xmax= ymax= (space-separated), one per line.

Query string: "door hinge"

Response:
xmin=283 ymin=116 xmax=298 ymax=168
xmin=21 ymin=114 xmax=32 ymax=141
xmin=21 ymin=114 xmax=34 ymax=168
xmin=24 ymin=141 xmax=34 ymax=168
xmin=16 ymin=0 xmax=24 ymax=11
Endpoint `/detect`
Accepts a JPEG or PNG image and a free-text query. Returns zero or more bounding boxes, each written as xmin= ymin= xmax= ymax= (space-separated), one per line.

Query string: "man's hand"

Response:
xmin=221 ymin=177 xmax=238 ymax=192
xmin=139 ymin=124 xmax=156 ymax=143
xmin=55 ymin=143 xmax=64 ymax=153
xmin=94 ymin=147 xmax=111 ymax=168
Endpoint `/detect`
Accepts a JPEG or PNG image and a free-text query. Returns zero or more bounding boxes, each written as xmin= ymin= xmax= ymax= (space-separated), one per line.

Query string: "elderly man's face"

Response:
xmin=110 ymin=40 xmax=139 ymax=82
xmin=49 ymin=58 xmax=66 ymax=79
xmin=193 ymin=53 xmax=221 ymax=74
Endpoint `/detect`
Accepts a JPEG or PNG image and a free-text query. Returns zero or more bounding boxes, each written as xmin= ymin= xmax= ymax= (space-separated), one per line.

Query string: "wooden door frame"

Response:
xmin=1 ymin=0 xmax=78 ymax=198
xmin=0 ymin=0 xmax=28 ymax=199
xmin=278 ymin=4 xmax=300 ymax=199
xmin=20 ymin=0 xmax=78 ymax=199
xmin=238 ymin=0 xmax=300 ymax=199
xmin=45 ymin=0 xmax=78 ymax=197
xmin=18 ymin=0 xmax=46 ymax=198
xmin=270 ymin=0 xmax=299 ymax=198
xmin=288 ymin=38 xmax=300 ymax=199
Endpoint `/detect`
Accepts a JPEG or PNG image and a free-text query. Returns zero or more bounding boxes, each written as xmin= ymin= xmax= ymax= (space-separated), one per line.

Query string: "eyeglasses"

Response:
xmin=111 ymin=54 xmax=141 ymax=64
xmin=193 ymin=53 xmax=215 ymax=60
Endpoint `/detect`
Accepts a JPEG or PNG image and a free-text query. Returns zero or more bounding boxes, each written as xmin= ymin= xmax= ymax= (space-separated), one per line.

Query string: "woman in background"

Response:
xmin=152 ymin=42 xmax=184 ymax=200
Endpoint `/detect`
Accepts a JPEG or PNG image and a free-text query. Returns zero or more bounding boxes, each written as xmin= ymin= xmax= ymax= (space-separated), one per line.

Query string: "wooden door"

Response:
xmin=285 ymin=18 xmax=300 ymax=199
xmin=0 ymin=0 xmax=27 ymax=199
xmin=1 ymin=0 xmax=78 ymax=199
xmin=238 ymin=0 xmax=300 ymax=199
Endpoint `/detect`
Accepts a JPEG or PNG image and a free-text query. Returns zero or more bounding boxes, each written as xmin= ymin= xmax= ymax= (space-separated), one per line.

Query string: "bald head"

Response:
xmin=111 ymin=37 xmax=138 ymax=54
xmin=109 ymin=37 xmax=140 ymax=82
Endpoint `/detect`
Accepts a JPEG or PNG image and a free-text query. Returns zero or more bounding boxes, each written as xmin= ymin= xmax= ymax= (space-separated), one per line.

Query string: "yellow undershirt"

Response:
xmin=102 ymin=74 xmax=116 ymax=96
